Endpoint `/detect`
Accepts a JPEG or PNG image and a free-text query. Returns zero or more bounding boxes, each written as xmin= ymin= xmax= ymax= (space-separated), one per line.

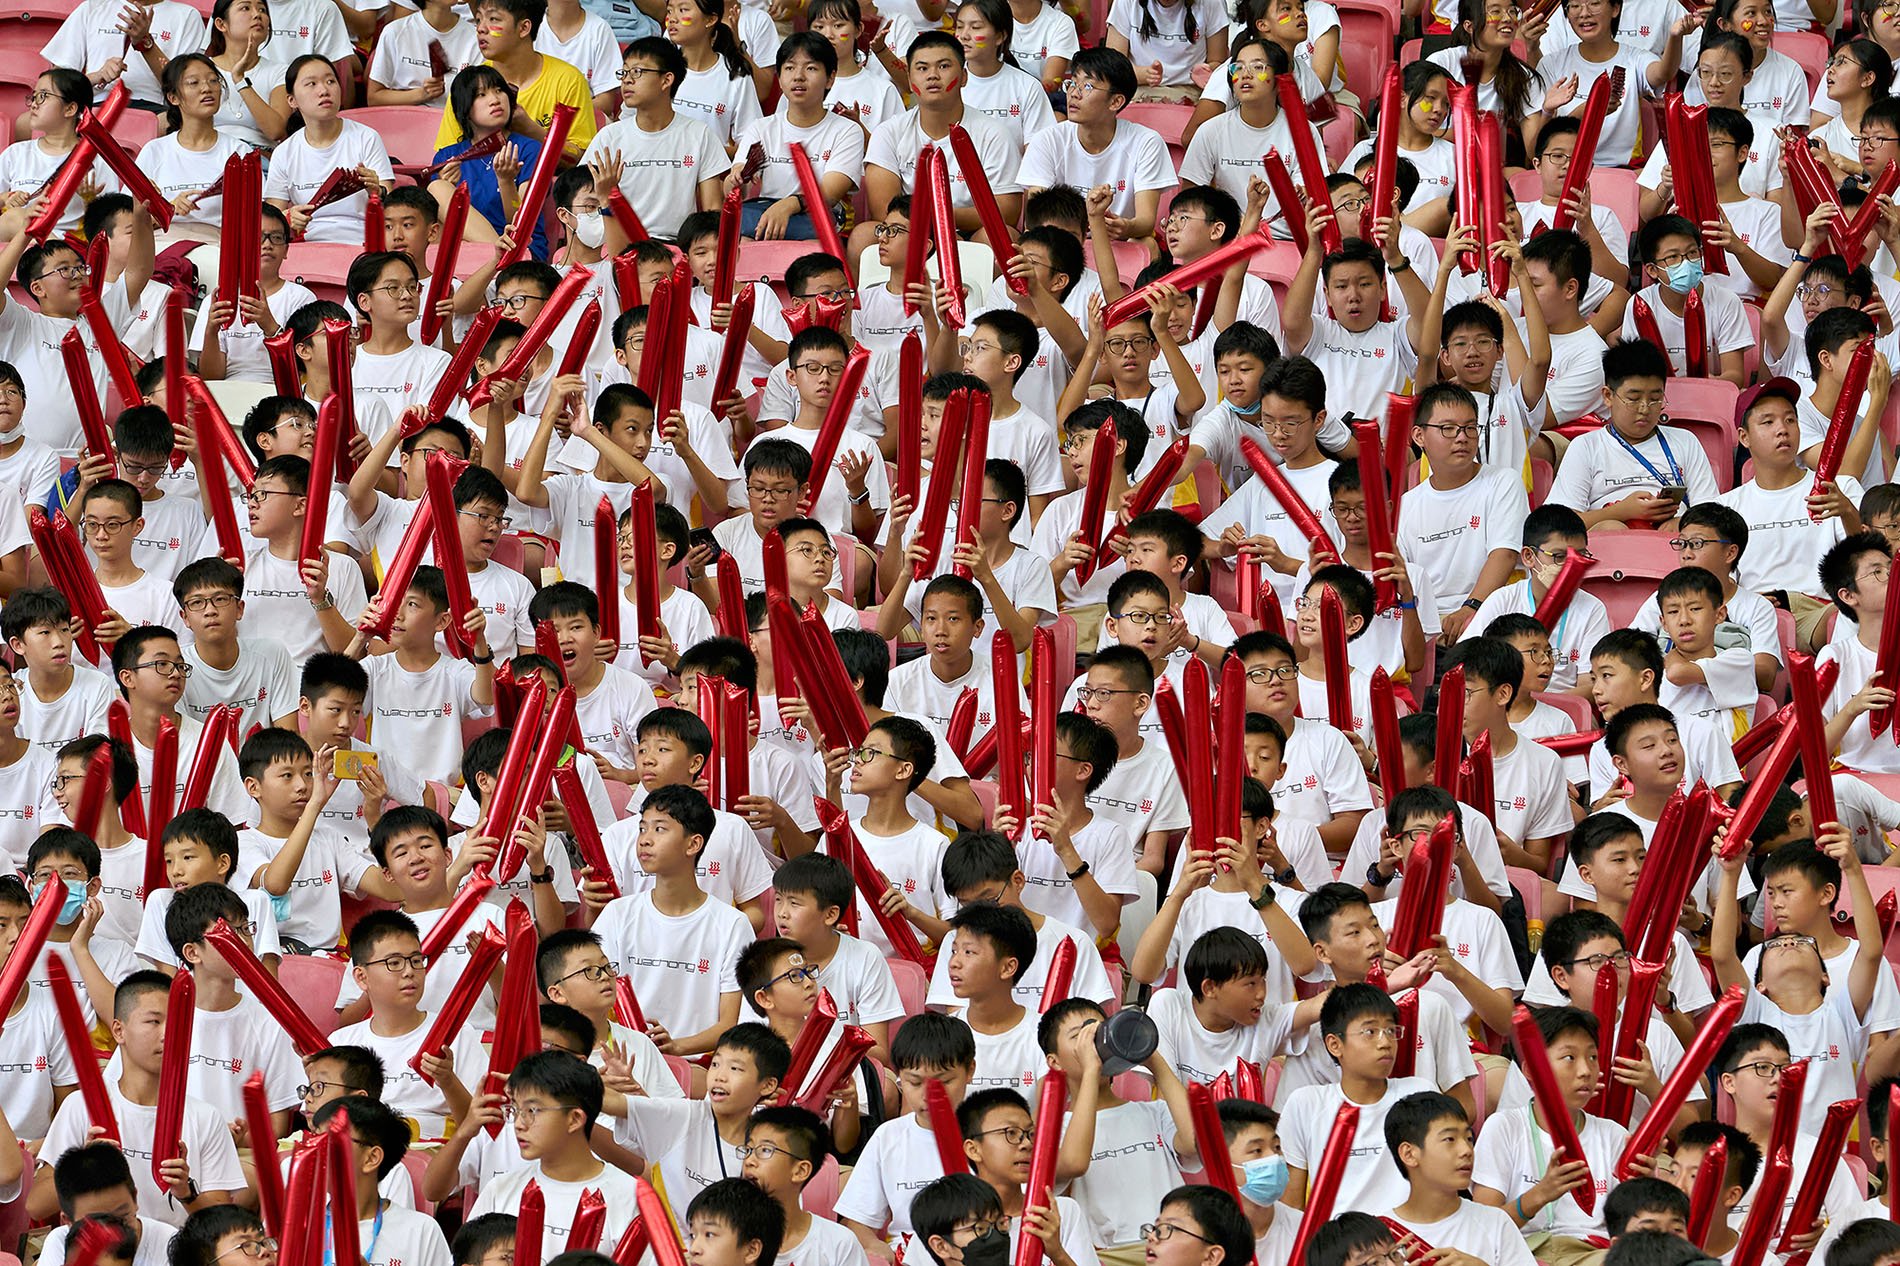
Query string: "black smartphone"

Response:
xmin=688 ymin=527 xmax=724 ymax=562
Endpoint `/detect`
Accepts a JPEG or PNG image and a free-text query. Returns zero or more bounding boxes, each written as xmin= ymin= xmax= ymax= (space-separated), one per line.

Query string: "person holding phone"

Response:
xmin=1547 ymin=339 xmax=1720 ymax=530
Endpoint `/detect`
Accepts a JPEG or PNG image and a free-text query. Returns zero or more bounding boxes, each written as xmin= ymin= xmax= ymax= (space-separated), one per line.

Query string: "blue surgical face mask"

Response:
xmin=37 ymin=878 xmax=82 ymax=927
xmin=1664 ymin=258 xmax=1704 ymax=295
xmin=1238 ymin=1154 xmax=1290 ymax=1206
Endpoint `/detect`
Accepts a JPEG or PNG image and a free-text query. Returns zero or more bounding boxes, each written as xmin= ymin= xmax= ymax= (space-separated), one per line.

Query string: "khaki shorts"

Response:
xmin=1787 ymin=591 xmax=1835 ymax=653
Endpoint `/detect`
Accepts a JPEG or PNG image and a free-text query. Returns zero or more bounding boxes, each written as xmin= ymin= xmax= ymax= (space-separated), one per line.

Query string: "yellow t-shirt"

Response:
xmin=434 ymin=53 xmax=599 ymax=159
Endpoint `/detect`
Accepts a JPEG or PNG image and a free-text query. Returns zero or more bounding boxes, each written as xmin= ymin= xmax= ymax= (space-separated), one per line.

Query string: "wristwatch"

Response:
xmin=1249 ymin=883 xmax=1277 ymax=910
xmin=847 ymin=487 xmax=871 ymax=505
xmin=1462 ymin=597 xmax=1483 ymax=612
xmin=1366 ymin=860 xmax=1397 ymax=887
xmin=311 ymin=590 xmax=335 ymax=613
xmin=1066 ymin=860 xmax=1091 ymax=881
xmin=1274 ymin=866 xmax=1298 ymax=885
xmin=529 ymin=866 xmax=555 ymax=885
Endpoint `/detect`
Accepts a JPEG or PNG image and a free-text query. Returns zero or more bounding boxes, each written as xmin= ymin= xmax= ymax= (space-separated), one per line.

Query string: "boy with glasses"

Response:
xmin=1469 ymin=506 xmax=1604 ymax=694
xmin=1226 ymin=631 xmax=1372 ymax=854
xmin=176 ymin=558 xmax=297 ymax=735
xmin=1518 ymin=118 xmax=1629 ymax=293
xmin=0 ymin=201 xmax=156 ymax=454
xmin=740 ymin=327 xmax=888 ymax=551
xmin=1396 ymin=383 xmax=1528 ymax=641
xmin=1200 ymin=356 xmax=1337 ymax=612
xmin=1713 ymin=820 xmax=1886 ymax=1135
xmin=582 ymin=37 xmax=729 ymax=241
xmin=1548 ymin=339 xmax=1718 ymax=530
xmin=955 ymin=1088 xmax=1100 ymax=1266
xmin=740 ymin=1106 xmax=863 ymax=1266
xmin=710 ymin=441 xmax=813 ymax=600
xmin=347 ymin=415 xmax=476 ymax=573
xmin=830 ymin=713 xmax=956 ymax=955
xmin=193 ymin=205 xmax=317 ymax=386
xmin=111 ymin=625 xmax=254 ymax=826
xmin=959 ymin=317 xmax=1065 ymax=523
xmin=1022 ymin=46 xmax=1173 ymax=243
xmin=238 ymin=455 xmax=372 ymax=662
xmin=1617 ymin=215 xmax=1752 ymax=386
xmin=536 ymin=928 xmax=682 ymax=1098
xmin=83 ymin=479 xmax=177 ymax=648
xmin=1710 ymin=1024 xmax=1864 ymax=1244
xmin=64 ymin=406 xmax=211 ymax=583
xmin=1415 ymin=249 xmax=1552 ymax=485
xmin=329 ymin=909 xmax=484 ymax=1137
xmin=1072 ymin=645 xmax=1189 ymax=876
xmin=1626 ymin=504 xmax=1781 ymax=691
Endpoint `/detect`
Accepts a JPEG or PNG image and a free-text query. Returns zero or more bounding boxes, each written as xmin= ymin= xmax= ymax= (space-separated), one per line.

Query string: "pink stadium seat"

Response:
xmin=278 ymin=954 xmax=347 ymax=1036
xmin=1773 ymin=30 xmax=1830 ymax=93
xmin=802 ymin=1154 xmax=843 ymax=1218
xmin=341 ymin=106 xmax=445 ymax=168
xmin=1534 ymin=691 xmax=1594 ymax=729
xmin=887 ymin=955 xmax=928 ymax=1026
xmin=401 ymin=1150 xmax=435 ymax=1215
xmin=1119 ymin=102 xmax=1193 ymax=147
xmin=1332 ymin=0 xmax=1398 ymax=98
xmin=1662 ymin=377 xmax=1740 ymax=492
xmin=1506 ymin=865 xmax=1543 ymax=925
xmin=281 ymin=242 xmax=362 ymax=306
xmin=1506 ymin=167 xmax=1639 ymax=235
xmin=1578 ymin=531 xmax=1680 ymax=629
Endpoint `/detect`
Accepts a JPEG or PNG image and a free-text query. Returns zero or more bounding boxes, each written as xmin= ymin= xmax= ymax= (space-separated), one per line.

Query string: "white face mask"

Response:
xmin=572 ymin=210 xmax=606 ymax=249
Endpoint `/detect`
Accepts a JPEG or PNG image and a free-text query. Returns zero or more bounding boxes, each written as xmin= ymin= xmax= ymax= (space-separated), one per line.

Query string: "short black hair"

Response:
xmin=685 ymin=1177 xmax=786 ymax=1265
xmin=745 ymin=1105 xmax=831 ymax=1180
xmin=310 ymin=1095 xmax=409 ymax=1178
xmin=912 ymin=1175 xmax=1004 ymax=1266
xmin=1157 ymin=1186 xmax=1253 ymax=1266
xmin=957 ymin=1085 xmax=1030 ymax=1139
xmin=940 ymin=831 xmax=1020 ymax=898
xmin=1603 ymin=701 xmax=1678 ymax=760
xmin=452 ymin=1215 xmax=518 ymax=1266
xmin=347 ymin=909 xmax=420 ymax=965
xmin=1183 ymin=926 xmax=1268 ymax=1000
xmin=890 ymin=1012 xmax=977 ymax=1073
xmin=1603 ymin=1177 xmax=1692 ymax=1238
xmin=1307 ymin=1213 xmax=1394 ymax=1266
xmin=1825 ymin=1220 xmax=1900 ymax=1266
xmin=1676 ymin=1121 xmax=1759 ymax=1192
xmin=772 ymin=853 xmax=855 ymax=920
xmin=1821 ymin=530 xmax=1893 ymax=618
xmin=304 ymin=1044 xmax=387 ymax=1098
xmin=1319 ymin=983 xmax=1399 ymax=1049
xmin=166 ymin=883 xmax=248 ymax=960
xmin=505 ymin=1049 xmax=606 ymax=1132
xmin=52 ymin=1143 xmax=135 ymax=1216
xmin=368 ymin=804 xmax=449 ymax=868
xmin=1383 ymin=1090 xmax=1467 ymax=1177
xmin=946 ymin=904 xmax=1037 ymax=984
xmin=1298 ymin=881 xmax=1374 ymax=943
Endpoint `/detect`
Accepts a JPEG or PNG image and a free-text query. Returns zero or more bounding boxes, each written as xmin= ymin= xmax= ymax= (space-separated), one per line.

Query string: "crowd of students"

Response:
xmin=8 ymin=0 xmax=1900 ymax=1266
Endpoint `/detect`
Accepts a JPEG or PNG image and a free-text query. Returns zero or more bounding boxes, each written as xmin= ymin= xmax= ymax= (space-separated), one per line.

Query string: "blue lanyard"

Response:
xmin=1606 ymin=424 xmax=1685 ymax=490
xmin=326 ymin=1200 xmax=384 ymax=1266
xmin=1528 ymin=577 xmax=1570 ymax=648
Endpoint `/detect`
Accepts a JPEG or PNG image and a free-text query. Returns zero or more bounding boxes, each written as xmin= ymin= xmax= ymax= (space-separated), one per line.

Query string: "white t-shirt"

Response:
xmin=1104 ymin=0 xmax=1227 ymax=85
xmin=1536 ymin=44 xmax=1658 ymax=166
xmin=240 ymin=544 xmax=370 ymax=664
xmin=364 ymin=650 xmax=491 ymax=786
xmin=0 ymin=745 xmax=64 ymax=871
xmin=865 ymin=111 xmax=1024 ymax=207
xmin=580 ymin=113 xmax=732 ymax=239
xmin=1277 ymin=1078 xmax=1440 ymax=1212
xmin=674 ymin=62 xmax=764 ymax=147
xmin=237 ymin=823 xmax=374 ymax=949
xmin=369 ymin=10 xmax=480 ymax=94
xmin=1271 ymin=716 xmax=1374 ymax=830
xmin=1387 ymin=1200 xmax=1539 ymax=1266
xmin=1179 ymin=110 xmax=1326 ymax=233
xmin=330 ymin=1012 xmax=489 ymax=1136
xmin=1547 ymin=423 xmax=1720 ymax=512
xmin=960 ymin=62 xmax=1060 ymax=153
xmin=1469 ymin=580 xmax=1611 ymax=692
xmin=1472 ymin=1105 xmax=1624 ymax=1238
xmin=183 ymin=639 xmax=297 ymax=736
xmin=0 ymin=139 xmax=120 ymax=235
xmin=259 ymin=120 xmax=396 ymax=245
xmin=1020 ymin=120 xmax=1175 ymax=220
xmin=468 ymin=1161 xmax=643 ymax=1255
xmin=590 ymin=891 xmax=751 ymax=1042
xmin=735 ymin=111 xmax=866 ymax=204
xmin=41 ymin=1079 xmax=247 ymax=1225
xmin=1061 ymin=1098 xmax=1189 ymax=1247
xmin=1394 ymin=466 xmax=1529 ymax=618
xmin=833 ymin=1112 xmax=943 ymax=1237
xmin=136 ymin=132 xmax=248 ymax=234
xmin=42 ymin=0 xmax=207 ymax=103
xmin=535 ymin=10 xmax=621 ymax=94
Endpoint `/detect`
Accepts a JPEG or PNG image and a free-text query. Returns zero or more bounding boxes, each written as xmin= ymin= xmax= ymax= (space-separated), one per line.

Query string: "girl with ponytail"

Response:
xmin=666 ymin=0 xmax=761 ymax=148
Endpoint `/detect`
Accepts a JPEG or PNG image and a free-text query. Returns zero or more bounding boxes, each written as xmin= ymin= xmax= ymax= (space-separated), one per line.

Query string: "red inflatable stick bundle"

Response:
xmin=1387 ymin=814 xmax=1457 ymax=958
xmin=1239 ymin=439 xmax=1340 ymax=567
xmin=1531 ymin=548 xmax=1597 ymax=631
xmin=1662 ymin=97 xmax=1728 ymax=275
xmin=788 ymin=142 xmax=849 ymax=269
xmin=1510 ymin=1005 xmax=1596 ymax=1213
xmin=949 ymin=126 xmax=1024 ymax=295
xmin=816 ymin=797 xmax=935 ymax=969
xmin=1553 ymin=76 xmax=1612 ymax=232
xmin=26 ymin=86 xmax=127 ymax=241
xmin=1366 ymin=66 xmax=1402 ymax=247
xmin=1102 ymin=227 xmax=1277 ymax=328
xmin=1284 ymin=1103 xmax=1360 ymax=1266
xmin=1810 ymin=338 xmax=1875 ymax=519
xmin=1276 ymin=75 xmax=1341 ymax=255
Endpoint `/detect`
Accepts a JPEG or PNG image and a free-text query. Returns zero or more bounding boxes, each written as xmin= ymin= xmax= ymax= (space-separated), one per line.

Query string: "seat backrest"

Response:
xmin=1534 ymin=691 xmax=1594 ymax=728
xmin=277 ymin=955 xmax=347 ymax=1035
